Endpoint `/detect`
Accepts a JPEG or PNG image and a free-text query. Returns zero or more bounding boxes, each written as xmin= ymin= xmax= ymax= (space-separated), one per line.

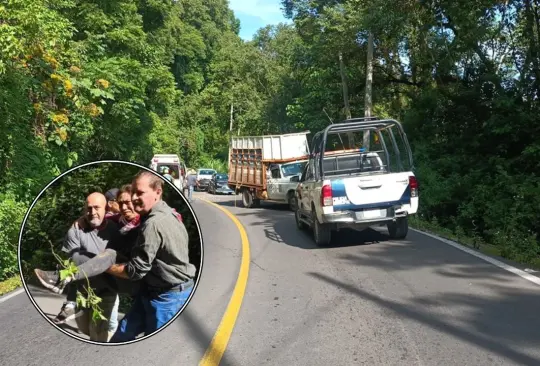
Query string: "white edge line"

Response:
xmin=0 ymin=288 xmax=25 ymax=303
xmin=410 ymin=228 xmax=540 ymax=287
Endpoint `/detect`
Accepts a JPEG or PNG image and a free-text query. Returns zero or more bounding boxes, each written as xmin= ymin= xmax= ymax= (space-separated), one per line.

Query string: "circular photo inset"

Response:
xmin=18 ymin=160 xmax=203 ymax=345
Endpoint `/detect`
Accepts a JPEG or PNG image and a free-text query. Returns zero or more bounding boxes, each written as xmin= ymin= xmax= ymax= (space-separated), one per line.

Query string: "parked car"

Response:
xmin=208 ymin=173 xmax=234 ymax=195
xmin=196 ymin=168 xmax=217 ymax=191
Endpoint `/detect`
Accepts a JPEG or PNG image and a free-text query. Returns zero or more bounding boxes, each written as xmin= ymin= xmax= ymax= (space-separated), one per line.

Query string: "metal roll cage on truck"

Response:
xmin=294 ymin=117 xmax=419 ymax=246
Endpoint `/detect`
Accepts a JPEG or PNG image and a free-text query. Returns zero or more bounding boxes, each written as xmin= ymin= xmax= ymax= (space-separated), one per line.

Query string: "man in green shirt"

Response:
xmin=107 ymin=170 xmax=196 ymax=342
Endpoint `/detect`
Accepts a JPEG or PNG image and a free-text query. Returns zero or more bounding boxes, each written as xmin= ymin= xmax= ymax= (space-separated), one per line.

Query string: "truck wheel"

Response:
xmin=242 ymin=190 xmax=253 ymax=208
xmin=287 ymin=192 xmax=296 ymax=211
xmin=295 ymin=207 xmax=306 ymax=230
xmin=387 ymin=217 xmax=409 ymax=239
xmin=312 ymin=210 xmax=331 ymax=246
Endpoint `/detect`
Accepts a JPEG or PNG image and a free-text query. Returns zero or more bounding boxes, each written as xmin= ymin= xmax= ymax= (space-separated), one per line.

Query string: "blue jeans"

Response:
xmin=109 ymin=282 xmax=193 ymax=342
xmin=188 ymin=185 xmax=194 ymax=201
xmin=108 ymin=295 xmax=120 ymax=332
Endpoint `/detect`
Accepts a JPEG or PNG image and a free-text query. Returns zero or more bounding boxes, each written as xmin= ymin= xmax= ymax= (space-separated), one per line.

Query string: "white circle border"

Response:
xmin=17 ymin=159 xmax=205 ymax=346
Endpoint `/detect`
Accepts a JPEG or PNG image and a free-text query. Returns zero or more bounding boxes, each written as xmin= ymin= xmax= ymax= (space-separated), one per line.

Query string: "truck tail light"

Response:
xmin=321 ymin=184 xmax=333 ymax=206
xmin=409 ymin=176 xmax=418 ymax=197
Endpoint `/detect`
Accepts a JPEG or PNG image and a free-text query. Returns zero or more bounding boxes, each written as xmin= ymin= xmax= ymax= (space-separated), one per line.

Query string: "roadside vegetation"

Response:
xmin=1 ymin=0 xmax=539 ymax=290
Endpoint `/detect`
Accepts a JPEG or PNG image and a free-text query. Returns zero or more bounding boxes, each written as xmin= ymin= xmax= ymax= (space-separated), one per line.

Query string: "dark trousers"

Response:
xmin=65 ymin=250 xmax=138 ymax=298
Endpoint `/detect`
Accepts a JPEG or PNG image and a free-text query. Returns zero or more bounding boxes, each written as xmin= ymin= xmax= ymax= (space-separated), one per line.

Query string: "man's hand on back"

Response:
xmin=106 ymin=263 xmax=130 ymax=279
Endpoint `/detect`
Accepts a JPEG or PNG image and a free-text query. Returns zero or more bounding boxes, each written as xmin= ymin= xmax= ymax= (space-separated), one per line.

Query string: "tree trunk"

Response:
xmin=339 ymin=51 xmax=352 ymax=119
xmin=229 ymin=102 xmax=234 ymax=132
xmin=339 ymin=51 xmax=355 ymax=147
xmin=364 ymin=32 xmax=374 ymax=150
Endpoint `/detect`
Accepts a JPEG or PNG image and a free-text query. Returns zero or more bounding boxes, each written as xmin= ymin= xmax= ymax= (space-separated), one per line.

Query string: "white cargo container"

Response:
xmin=230 ymin=131 xmax=311 ymax=161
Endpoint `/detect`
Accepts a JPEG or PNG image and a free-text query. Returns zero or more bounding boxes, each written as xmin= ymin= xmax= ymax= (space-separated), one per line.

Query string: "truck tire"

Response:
xmin=287 ymin=192 xmax=296 ymax=211
xmin=312 ymin=209 xmax=331 ymax=246
xmin=387 ymin=217 xmax=408 ymax=239
xmin=295 ymin=206 xmax=307 ymax=230
xmin=242 ymin=189 xmax=253 ymax=208
xmin=242 ymin=189 xmax=260 ymax=208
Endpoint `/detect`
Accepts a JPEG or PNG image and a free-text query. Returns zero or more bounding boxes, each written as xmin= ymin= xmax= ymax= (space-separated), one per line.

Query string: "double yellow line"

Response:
xmin=199 ymin=199 xmax=250 ymax=366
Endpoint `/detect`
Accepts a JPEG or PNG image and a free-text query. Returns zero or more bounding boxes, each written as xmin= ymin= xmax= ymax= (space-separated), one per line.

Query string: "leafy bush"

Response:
xmin=0 ymin=192 xmax=27 ymax=281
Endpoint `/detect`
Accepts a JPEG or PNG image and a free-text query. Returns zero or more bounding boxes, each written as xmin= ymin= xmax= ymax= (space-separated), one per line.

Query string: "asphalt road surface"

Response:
xmin=1 ymin=192 xmax=540 ymax=366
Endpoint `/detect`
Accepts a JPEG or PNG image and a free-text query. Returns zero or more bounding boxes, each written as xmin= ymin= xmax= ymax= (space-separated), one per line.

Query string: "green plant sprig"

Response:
xmin=48 ymin=240 xmax=107 ymax=323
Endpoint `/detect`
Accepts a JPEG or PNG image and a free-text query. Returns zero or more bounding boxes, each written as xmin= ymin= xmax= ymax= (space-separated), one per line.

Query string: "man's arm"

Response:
xmin=107 ymin=222 xmax=161 ymax=280
xmin=62 ymin=226 xmax=81 ymax=256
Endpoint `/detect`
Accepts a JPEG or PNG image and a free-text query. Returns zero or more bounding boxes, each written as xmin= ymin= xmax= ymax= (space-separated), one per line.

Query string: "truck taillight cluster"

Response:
xmin=321 ymin=184 xmax=333 ymax=206
xmin=409 ymin=176 xmax=418 ymax=197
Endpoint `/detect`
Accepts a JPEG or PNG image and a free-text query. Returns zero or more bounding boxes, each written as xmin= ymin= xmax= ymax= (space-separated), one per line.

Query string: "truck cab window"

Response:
xmin=271 ymin=168 xmax=281 ymax=179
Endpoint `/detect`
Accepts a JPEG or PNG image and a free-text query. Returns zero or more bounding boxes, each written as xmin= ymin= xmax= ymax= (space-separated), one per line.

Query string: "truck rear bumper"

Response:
xmin=215 ymin=186 xmax=234 ymax=194
xmin=321 ymin=207 xmax=408 ymax=226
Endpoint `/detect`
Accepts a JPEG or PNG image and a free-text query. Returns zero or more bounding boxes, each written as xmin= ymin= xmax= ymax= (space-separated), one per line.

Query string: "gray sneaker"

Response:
xmin=53 ymin=302 xmax=83 ymax=325
xmin=34 ymin=269 xmax=68 ymax=294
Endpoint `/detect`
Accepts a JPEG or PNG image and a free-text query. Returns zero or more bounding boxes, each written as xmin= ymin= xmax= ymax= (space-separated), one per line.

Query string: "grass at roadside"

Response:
xmin=409 ymin=216 xmax=540 ymax=271
xmin=0 ymin=275 xmax=22 ymax=296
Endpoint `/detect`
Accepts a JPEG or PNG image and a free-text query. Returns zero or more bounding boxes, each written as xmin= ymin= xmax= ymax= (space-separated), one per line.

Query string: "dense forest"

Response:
xmin=1 ymin=0 xmax=539 ymax=283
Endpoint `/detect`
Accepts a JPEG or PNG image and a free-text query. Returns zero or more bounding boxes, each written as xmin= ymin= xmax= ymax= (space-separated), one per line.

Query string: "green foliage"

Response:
xmin=48 ymin=240 xmax=107 ymax=323
xmin=0 ymin=276 xmax=22 ymax=296
xmin=0 ymin=192 xmax=27 ymax=280
xmin=2 ymin=0 xmax=540 ymax=281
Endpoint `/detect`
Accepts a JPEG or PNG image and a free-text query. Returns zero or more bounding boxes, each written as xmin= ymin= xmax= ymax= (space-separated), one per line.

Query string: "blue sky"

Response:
xmin=228 ymin=0 xmax=292 ymax=40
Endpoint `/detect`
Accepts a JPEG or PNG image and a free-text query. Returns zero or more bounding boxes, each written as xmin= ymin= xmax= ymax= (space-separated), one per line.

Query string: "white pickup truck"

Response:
xmin=265 ymin=160 xmax=308 ymax=209
xmin=294 ymin=117 xmax=419 ymax=245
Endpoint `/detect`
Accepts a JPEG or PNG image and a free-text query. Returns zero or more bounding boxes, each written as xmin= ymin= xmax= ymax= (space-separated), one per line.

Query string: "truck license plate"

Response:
xmin=362 ymin=209 xmax=383 ymax=219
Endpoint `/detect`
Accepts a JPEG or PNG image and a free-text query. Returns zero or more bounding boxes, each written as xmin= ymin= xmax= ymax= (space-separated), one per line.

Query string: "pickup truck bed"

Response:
xmin=294 ymin=117 xmax=419 ymax=245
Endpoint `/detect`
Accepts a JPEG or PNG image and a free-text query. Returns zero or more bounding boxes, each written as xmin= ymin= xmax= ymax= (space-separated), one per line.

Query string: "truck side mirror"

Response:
xmin=290 ymin=175 xmax=300 ymax=182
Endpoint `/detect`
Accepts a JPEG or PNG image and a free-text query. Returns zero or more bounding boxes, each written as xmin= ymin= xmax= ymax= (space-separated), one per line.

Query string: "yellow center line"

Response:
xmin=199 ymin=199 xmax=250 ymax=366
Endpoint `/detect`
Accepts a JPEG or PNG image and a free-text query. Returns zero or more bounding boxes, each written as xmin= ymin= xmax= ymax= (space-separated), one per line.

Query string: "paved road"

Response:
xmin=201 ymin=193 xmax=540 ymax=366
xmin=1 ymin=192 xmax=540 ymax=366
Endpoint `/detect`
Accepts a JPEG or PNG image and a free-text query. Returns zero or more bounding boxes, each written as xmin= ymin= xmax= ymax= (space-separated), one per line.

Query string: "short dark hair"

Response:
xmin=133 ymin=170 xmax=163 ymax=191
